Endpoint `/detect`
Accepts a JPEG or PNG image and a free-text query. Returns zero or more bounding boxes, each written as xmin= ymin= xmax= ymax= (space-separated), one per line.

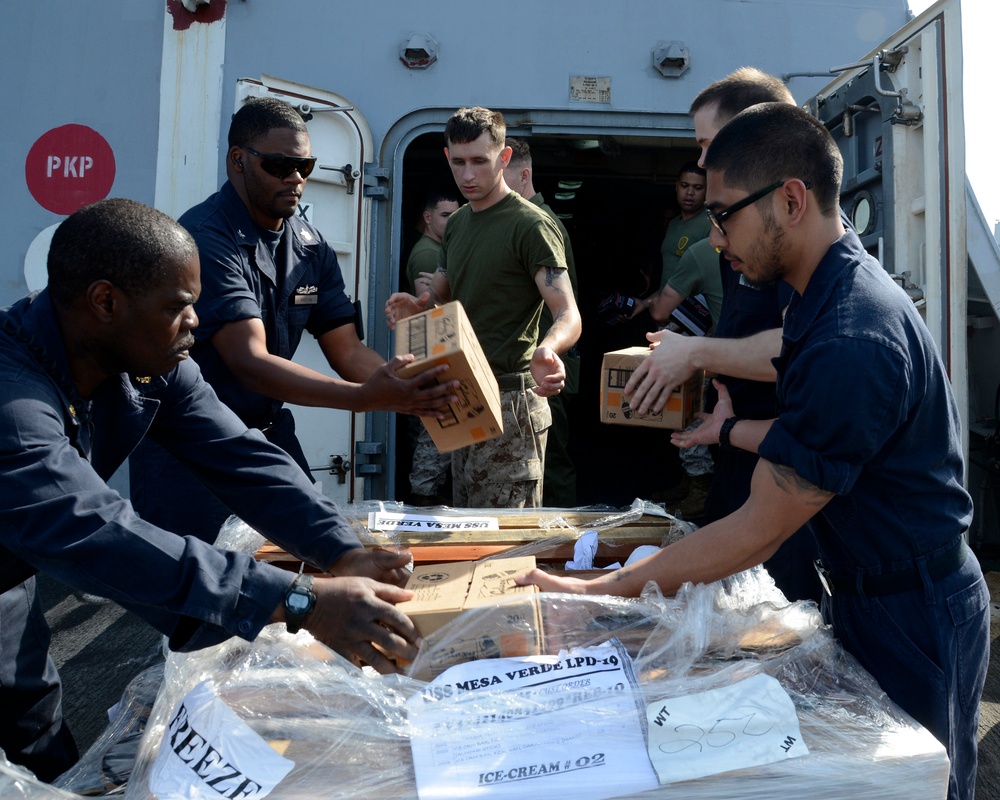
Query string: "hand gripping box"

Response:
xmin=600 ymin=346 xmax=703 ymax=430
xmin=394 ymin=301 xmax=503 ymax=452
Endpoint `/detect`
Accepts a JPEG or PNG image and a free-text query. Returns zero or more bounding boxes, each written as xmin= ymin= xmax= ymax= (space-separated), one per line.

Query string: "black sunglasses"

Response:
xmin=705 ymin=179 xmax=811 ymax=236
xmin=242 ymin=146 xmax=317 ymax=179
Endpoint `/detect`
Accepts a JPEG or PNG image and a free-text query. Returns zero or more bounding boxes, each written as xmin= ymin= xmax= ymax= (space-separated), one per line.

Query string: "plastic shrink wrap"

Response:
xmin=126 ymin=573 xmax=945 ymax=797
xmin=0 ymin=510 xmax=949 ymax=799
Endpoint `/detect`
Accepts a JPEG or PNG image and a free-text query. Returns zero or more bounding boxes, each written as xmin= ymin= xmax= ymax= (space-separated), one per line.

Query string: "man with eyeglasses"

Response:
xmin=131 ymin=97 xmax=458 ymax=544
xmin=626 ymin=68 xmax=821 ymax=604
xmin=625 ymin=69 xmax=793 ymax=420
xmin=519 ymin=102 xmax=988 ymax=800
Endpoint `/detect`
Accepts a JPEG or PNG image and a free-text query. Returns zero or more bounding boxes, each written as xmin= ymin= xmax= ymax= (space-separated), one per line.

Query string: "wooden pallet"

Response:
xmin=255 ymin=509 xmax=685 ymax=571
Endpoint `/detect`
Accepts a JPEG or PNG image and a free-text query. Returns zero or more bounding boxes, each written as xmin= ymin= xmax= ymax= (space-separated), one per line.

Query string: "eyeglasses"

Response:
xmin=705 ymin=179 xmax=811 ymax=236
xmin=241 ymin=146 xmax=317 ymax=179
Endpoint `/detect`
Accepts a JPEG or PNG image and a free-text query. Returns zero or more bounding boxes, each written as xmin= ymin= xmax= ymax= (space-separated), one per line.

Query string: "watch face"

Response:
xmin=287 ymin=592 xmax=312 ymax=613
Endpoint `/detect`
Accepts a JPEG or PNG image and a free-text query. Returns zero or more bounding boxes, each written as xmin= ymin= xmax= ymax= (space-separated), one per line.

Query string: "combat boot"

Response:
xmin=669 ymin=473 xmax=713 ymax=520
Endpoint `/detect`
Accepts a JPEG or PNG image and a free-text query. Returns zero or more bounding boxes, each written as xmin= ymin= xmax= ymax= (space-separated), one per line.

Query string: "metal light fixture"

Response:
xmin=652 ymin=41 xmax=690 ymax=78
xmin=400 ymin=34 xmax=440 ymax=69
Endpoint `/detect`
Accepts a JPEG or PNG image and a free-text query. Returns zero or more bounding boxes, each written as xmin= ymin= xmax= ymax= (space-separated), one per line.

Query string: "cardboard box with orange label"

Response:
xmin=394 ymin=301 xmax=503 ymax=452
xmin=599 ymin=346 xmax=703 ymax=430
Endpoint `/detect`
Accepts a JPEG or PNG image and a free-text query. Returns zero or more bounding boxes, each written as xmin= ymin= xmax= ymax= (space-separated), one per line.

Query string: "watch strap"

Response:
xmin=284 ymin=573 xmax=316 ymax=634
xmin=719 ymin=416 xmax=741 ymax=451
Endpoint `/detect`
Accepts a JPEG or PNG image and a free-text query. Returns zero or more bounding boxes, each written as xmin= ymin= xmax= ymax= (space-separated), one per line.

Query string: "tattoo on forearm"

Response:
xmin=769 ymin=463 xmax=833 ymax=505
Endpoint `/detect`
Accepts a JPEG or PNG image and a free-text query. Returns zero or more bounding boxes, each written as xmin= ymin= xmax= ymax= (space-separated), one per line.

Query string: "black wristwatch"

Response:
xmin=283 ymin=574 xmax=316 ymax=634
xmin=719 ymin=416 xmax=741 ymax=451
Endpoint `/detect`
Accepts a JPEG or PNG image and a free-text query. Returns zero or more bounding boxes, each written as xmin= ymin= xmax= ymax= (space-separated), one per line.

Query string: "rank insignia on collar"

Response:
xmin=132 ymin=376 xmax=152 ymax=384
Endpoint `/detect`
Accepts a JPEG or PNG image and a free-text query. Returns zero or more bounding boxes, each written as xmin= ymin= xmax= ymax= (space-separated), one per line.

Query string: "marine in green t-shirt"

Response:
xmin=633 ymin=237 xmax=723 ymax=331
xmin=405 ymin=192 xmax=460 ymax=296
xmin=503 ymin=137 xmax=581 ymax=507
xmin=385 ymin=107 xmax=581 ymax=509
xmin=403 ymin=191 xmax=460 ymax=504
xmin=658 ymin=163 xmax=711 ymax=288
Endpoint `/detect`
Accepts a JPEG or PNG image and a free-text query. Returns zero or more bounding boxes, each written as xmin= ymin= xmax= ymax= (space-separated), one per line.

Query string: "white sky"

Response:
xmin=908 ymin=0 xmax=999 ymax=233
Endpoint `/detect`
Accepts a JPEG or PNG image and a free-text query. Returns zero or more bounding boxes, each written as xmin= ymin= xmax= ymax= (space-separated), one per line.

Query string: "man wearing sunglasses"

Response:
xmin=131 ymin=97 xmax=458 ymax=543
xmin=520 ymin=102 xmax=988 ymax=800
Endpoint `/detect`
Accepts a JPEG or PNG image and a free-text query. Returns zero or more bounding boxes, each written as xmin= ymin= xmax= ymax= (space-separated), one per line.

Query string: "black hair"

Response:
xmin=423 ymin=189 xmax=461 ymax=212
xmin=47 ymin=198 xmax=197 ymax=309
xmin=228 ymin=96 xmax=308 ymax=148
xmin=677 ymin=161 xmax=706 ymax=179
xmin=704 ymin=103 xmax=843 ymax=216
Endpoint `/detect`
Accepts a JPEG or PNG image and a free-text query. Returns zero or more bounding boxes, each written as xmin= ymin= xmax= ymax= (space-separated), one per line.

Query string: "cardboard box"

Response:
xmin=397 ymin=556 xmax=540 ymax=642
xmin=398 ymin=557 xmax=543 ymax=676
xmin=394 ymin=301 xmax=503 ymax=452
xmin=599 ymin=347 xmax=703 ymax=429
xmin=394 ymin=561 xmax=477 ymax=638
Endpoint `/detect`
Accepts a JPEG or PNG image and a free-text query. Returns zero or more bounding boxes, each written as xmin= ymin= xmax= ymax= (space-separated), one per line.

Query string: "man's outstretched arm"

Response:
xmin=625 ymin=327 xmax=782 ymax=415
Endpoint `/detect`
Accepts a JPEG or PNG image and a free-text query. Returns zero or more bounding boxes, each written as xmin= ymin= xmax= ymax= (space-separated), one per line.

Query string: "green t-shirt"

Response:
xmin=659 ymin=212 xmax=712 ymax=289
xmin=442 ymin=191 xmax=567 ymax=375
xmin=532 ymin=193 xmax=578 ymax=337
xmin=666 ymin=237 xmax=724 ymax=329
xmin=532 ymin=193 xmax=577 ymax=282
xmin=405 ymin=234 xmax=441 ymax=292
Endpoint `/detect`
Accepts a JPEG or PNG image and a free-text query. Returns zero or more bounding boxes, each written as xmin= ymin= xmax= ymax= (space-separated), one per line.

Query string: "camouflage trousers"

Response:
xmin=452 ymin=382 xmax=551 ymax=509
xmin=542 ymin=354 xmax=579 ymax=508
xmin=679 ymin=427 xmax=714 ymax=476
xmin=408 ymin=418 xmax=451 ymax=498
xmin=679 ymin=381 xmax=714 ymax=476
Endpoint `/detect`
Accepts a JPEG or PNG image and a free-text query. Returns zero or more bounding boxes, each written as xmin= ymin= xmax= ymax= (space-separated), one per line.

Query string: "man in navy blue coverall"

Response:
xmin=131 ymin=97 xmax=457 ymax=542
xmin=519 ymin=103 xmax=989 ymax=800
xmin=0 ymin=199 xmax=420 ymax=782
xmin=624 ymin=67 xmax=821 ymax=604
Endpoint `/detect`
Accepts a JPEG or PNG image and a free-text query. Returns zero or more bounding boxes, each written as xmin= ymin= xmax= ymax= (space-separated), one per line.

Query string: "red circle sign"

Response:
xmin=25 ymin=125 xmax=116 ymax=215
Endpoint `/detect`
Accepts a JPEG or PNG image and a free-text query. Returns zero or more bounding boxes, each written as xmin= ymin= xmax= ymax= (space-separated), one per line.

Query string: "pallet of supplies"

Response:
xmin=60 ymin=569 xmax=949 ymax=800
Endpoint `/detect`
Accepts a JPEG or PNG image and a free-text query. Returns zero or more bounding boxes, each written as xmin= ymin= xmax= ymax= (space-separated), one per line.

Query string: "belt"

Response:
xmin=813 ymin=537 xmax=967 ymax=597
xmin=496 ymin=372 xmax=537 ymax=392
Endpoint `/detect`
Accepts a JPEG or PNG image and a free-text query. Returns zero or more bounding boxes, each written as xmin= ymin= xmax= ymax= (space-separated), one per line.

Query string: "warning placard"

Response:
xmin=25 ymin=124 xmax=116 ymax=215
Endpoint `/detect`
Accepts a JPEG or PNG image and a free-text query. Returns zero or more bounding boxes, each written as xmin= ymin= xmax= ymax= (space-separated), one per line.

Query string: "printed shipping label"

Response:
xmin=148 ymin=680 xmax=294 ymax=799
xmin=369 ymin=511 xmax=500 ymax=532
xmin=407 ymin=640 xmax=658 ymax=800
